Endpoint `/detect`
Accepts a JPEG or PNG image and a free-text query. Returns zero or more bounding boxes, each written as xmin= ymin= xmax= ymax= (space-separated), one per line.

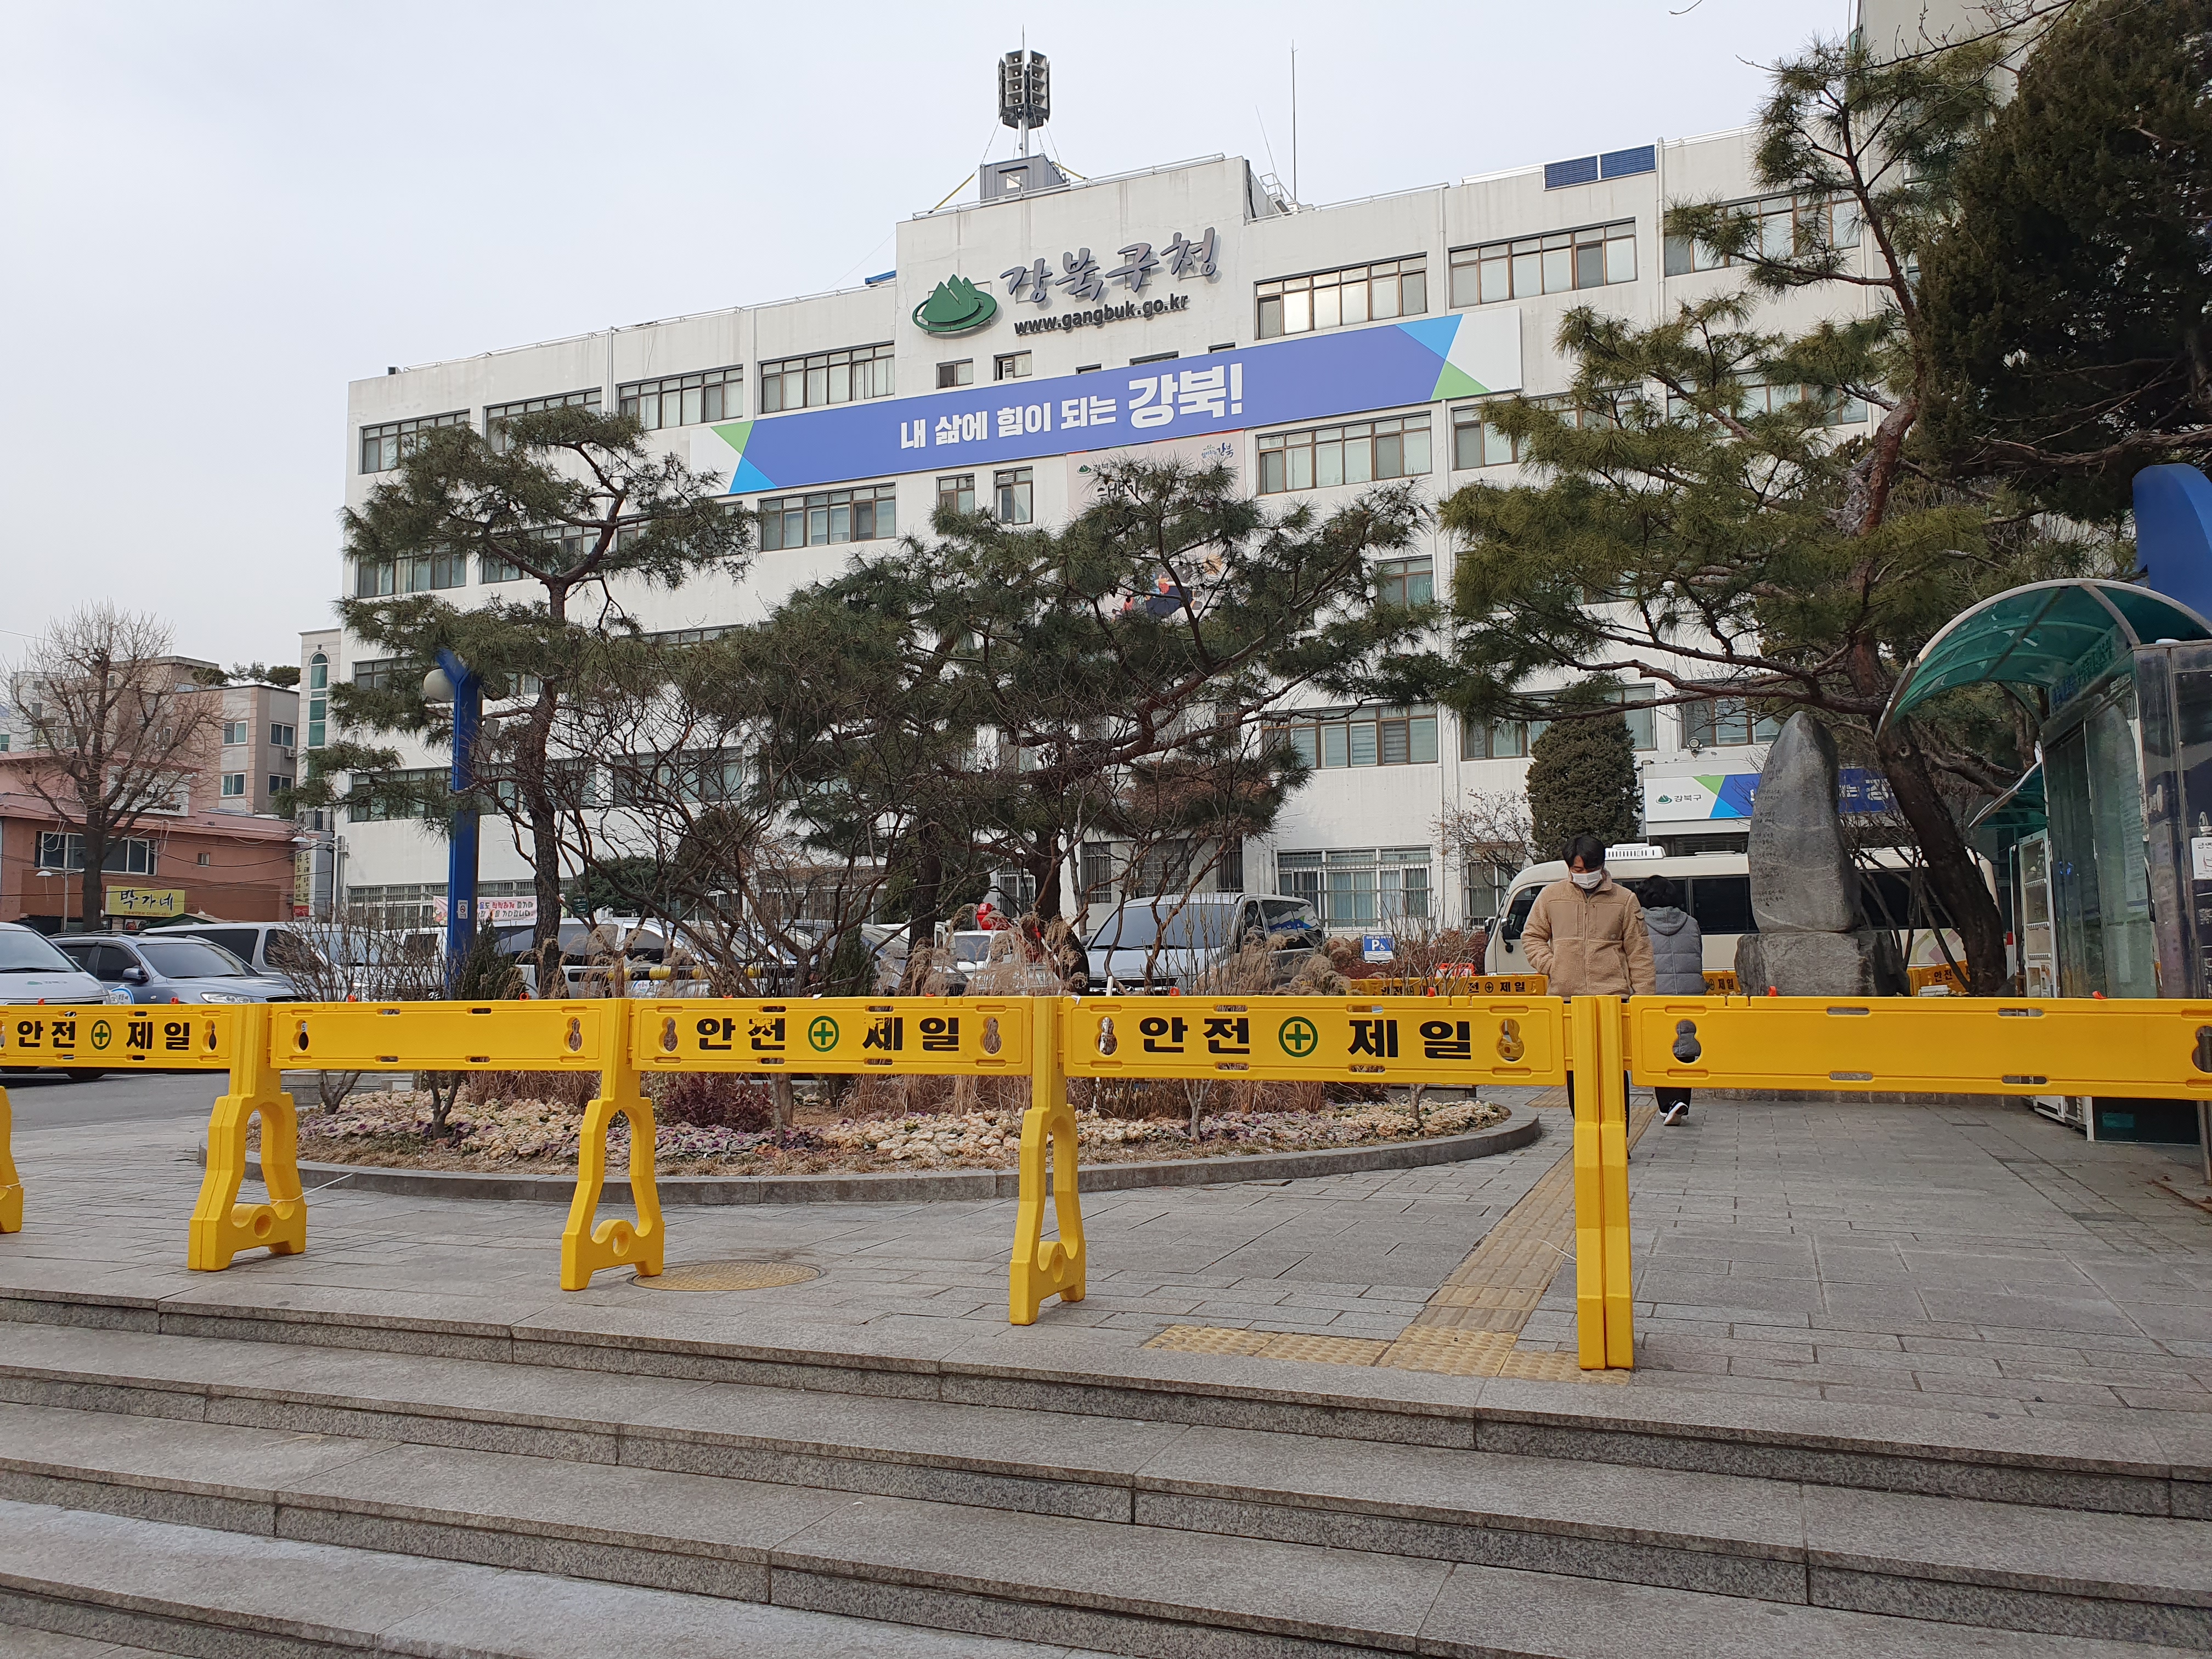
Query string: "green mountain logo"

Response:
xmin=912 ymin=275 xmax=998 ymax=336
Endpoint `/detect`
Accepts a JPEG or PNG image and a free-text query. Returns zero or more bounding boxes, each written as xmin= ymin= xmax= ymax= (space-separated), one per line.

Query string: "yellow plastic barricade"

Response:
xmin=1562 ymin=998 xmax=1634 ymax=1370
xmin=279 ymin=998 xmax=614 ymax=1074
xmin=630 ymin=995 xmax=1032 ymax=1076
xmin=1011 ymin=997 xmax=1084 ymax=1324
xmin=1628 ymin=994 xmax=2212 ymax=1099
xmin=563 ymin=1004 xmax=662 ymax=1292
xmin=0 ymin=1086 xmax=19 ymax=1235
xmin=188 ymin=1003 xmax=305 ymax=1271
xmin=1372 ymin=973 xmax=1549 ymax=996
xmin=0 ymin=1005 xmax=238 ymax=1258
xmin=1061 ymin=992 xmax=1566 ymax=1088
xmin=0 ymin=1004 xmax=235 ymax=1073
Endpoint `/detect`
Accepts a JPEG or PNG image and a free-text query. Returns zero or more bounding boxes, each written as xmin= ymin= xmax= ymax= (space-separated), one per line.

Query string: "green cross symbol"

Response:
xmin=1278 ymin=1016 xmax=1319 ymax=1058
xmin=89 ymin=1019 xmax=112 ymax=1052
xmin=808 ymin=1015 xmax=840 ymax=1053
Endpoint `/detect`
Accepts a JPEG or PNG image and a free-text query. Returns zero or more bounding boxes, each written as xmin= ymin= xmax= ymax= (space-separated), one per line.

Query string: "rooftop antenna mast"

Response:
xmin=1000 ymin=44 xmax=1051 ymax=158
xmin=1290 ymin=42 xmax=1299 ymax=204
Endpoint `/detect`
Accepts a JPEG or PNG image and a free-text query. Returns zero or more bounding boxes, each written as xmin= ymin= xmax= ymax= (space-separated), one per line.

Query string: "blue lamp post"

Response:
xmin=421 ymin=649 xmax=482 ymax=996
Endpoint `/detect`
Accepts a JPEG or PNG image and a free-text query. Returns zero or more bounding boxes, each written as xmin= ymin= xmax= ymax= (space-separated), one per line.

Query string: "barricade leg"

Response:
xmin=188 ymin=1003 xmax=306 ymax=1271
xmin=561 ymin=1033 xmax=664 ymax=1291
xmin=1567 ymin=998 xmax=1609 ymax=1368
xmin=0 ymin=1087 xmax=21 ymax=1234
xmin=1594 ymin=1000 xmax=1635 ymax=1369
xmin=1010 ymin=997 xmax=1084 ymax=1325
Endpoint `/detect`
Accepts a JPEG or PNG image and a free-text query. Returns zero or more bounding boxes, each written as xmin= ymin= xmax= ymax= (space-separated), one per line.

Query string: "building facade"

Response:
xmin=325 ymin=123 xmax=1878 ymax=935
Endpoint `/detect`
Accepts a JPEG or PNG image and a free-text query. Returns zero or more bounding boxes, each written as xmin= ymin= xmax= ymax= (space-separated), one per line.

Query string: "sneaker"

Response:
xmin=1662 ymin=1103 xmax=1687 ymax=1125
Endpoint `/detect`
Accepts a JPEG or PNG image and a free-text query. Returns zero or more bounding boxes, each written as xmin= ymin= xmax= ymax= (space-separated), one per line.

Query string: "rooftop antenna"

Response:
xmin=1000 ymin=43 xmax=1050 ymax=158
xmin=1290 ymin=42 xmax=1299 ymax=204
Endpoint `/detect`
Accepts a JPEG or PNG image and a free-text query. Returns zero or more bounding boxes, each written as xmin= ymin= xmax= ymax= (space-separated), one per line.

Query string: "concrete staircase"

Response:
xmin=0 ymin=1305 xmax=2204 ymax=1657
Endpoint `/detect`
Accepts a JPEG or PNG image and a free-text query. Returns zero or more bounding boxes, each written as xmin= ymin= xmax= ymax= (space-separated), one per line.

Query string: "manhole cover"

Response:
xmin=635 ymin=1260 xmax=822 ymax=1292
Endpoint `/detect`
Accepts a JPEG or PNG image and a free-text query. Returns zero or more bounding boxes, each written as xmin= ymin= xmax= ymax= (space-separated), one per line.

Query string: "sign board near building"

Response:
xmin=104 ymin=887 xmax=185 ymax=918
xmin=431 ymin=895 xmax=538 ymax=927
xmin=693 ymin=310 xmax=1522 ymax=498
xmin=1644 ymin=768 xmax=1894 ymax=823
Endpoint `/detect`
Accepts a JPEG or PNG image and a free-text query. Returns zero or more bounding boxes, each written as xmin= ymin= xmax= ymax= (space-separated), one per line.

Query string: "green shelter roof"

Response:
xmin=1880 ymin=579 xmax=2212 ymax=737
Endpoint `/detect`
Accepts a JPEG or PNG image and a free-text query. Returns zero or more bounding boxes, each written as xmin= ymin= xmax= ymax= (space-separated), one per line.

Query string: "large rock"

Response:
xmin=1747 ymin=712 xmax=1859 ymax=933
xmin=1736 ymin=929 xmax=1905 ymax=997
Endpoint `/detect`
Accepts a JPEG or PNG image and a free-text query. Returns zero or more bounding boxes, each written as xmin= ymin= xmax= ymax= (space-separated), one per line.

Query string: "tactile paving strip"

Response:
xmin=635 ymin=1259 xmax=822 ymax=1292
xmin=1140 ymin=1101 xmax=1655 ymax=1383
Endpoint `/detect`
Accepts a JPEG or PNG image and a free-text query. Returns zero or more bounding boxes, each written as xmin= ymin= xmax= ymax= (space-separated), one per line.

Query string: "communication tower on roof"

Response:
xmin=980 ymin=48 xmax=1068 ymax=201
xmin=998 ymin=49 xmax=1050 ymax=155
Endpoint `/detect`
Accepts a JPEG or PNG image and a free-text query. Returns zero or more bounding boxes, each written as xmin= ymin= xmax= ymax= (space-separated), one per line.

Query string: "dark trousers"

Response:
xmin=1656 ymin=1086 xmax=1691 ymax=1111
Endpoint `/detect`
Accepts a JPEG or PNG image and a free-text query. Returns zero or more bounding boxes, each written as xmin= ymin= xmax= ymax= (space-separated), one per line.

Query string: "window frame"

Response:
xmin=484 ymin=388 xmax=601 ymax=452
xmin=758 ymin=342 xmax=895 ymax=413
xmin=1448 ymin=221 xmax=1636 ymax=307
xmin=1265 ymin=704 xmax=1440 ymax=770
xmin=993 ymin=467 xmax=1034 ymax=524
xmin=359 ymin=410 xmax=467 ymax=475
xmin=757 ymin=483 xmax=899 ymax=550
xmin=1256 ymin=413 xmax=1431 ymax=495
xmin=617 ymin=366 xmax=742 ymax=431
xmin=1255 ymin=255 xmax=1428 ymax=340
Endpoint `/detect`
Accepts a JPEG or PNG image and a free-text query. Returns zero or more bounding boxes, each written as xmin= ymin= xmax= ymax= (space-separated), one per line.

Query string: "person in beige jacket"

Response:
xmin=1522 ymin=834 xmax=1656 ymax=997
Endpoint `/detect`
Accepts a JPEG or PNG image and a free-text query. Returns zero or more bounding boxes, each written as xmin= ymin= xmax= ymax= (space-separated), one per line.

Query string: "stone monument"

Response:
xmin=1734 ymin=712 xmax=1905 ymax=995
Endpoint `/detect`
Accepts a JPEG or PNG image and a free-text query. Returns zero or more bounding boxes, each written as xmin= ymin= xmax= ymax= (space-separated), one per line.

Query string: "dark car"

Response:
xmin=53 ymin=935 xmax=300 ymax=1005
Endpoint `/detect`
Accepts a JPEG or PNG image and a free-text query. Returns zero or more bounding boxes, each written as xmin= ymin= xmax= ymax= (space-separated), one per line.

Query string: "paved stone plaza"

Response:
xmin=1 ymin=1073 xmax=2206 ymax=1431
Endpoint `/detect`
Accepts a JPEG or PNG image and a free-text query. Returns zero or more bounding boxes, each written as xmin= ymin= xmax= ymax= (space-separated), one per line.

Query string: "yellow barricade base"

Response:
xmin=1009 ymin=1100 xmax=1086 ymax=1323
xmin=561 ymin=1046 xmax=664 ymax=1291
xmin=0 ymin=1086 xmax=20 ymax=1235
xmin=1011 ymin=998 xmax=1085 ymax=1324
xmin=188 ymin=1006 xmax=306 ymax=1272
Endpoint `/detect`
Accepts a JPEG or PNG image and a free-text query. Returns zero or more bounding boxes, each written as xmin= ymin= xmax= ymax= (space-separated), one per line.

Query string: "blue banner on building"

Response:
xmin=692 ymin=310 xmax=1523 ymax=497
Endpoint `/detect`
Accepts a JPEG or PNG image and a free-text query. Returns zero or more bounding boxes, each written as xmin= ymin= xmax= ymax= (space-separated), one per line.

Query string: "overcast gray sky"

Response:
xmin=0 ymin=0 xmax=1847 ymax=671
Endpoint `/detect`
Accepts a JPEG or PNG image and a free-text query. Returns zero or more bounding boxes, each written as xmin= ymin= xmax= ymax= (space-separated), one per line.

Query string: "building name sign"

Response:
xmin=1001 ymin=229 xmax=1219 ymax=310
xmin=698 ymin=309 xmax=1521 ymax=498
xmin=1014 ymin=292 xmax=1191 ymax=337
xmin=1644 ymin=767 xmax=1893 ymax=823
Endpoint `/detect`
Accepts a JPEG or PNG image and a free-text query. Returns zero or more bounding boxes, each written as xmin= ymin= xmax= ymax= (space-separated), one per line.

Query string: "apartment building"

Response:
xmin=320 ymin=115 xmax=1880 ymax=935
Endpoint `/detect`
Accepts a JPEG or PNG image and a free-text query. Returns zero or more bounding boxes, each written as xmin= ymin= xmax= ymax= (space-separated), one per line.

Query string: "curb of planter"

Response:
xmin=210 ymin=1104 xmax=1543 ymax=1206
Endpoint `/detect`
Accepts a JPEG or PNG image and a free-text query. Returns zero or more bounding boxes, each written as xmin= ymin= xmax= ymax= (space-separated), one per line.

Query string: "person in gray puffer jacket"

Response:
xmin=1630 ymin=876 xmax=1703 ymax=1124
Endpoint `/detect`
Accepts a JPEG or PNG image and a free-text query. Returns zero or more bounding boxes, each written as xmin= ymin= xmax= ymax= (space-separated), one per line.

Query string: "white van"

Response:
xmin=1485 ymin=846 xmax=1976 ymax=978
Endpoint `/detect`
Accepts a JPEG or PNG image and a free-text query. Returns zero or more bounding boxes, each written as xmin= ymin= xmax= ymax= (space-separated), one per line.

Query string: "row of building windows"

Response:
xmin=486 ymin=388 xmax=600 ymax=453
xmin=220 ymin=721 xmax=294 ymax=748
xmin=1257 ymin=414 xmax=1431 ymax=495
xmin=938 ymin=352 xmax=1030 ymax=388
xmin=35 ymin=833 xmax=156 ymax=874
xmin=620 ymin=366 xmax=742 ymax=431
xmin=221 ymin=772 xmax=294 ymax=798
xmin=759 ymin=342 xmax=895 ymax=413
xmin=1277 ymin=847 xmax=1432 ymax=927
xmin=1256 ymin=256 xmax=1428 ymax=340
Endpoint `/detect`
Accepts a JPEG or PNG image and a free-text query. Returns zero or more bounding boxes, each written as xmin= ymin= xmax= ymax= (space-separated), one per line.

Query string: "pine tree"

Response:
xmin=1922 ymin=0 xmax=2212 ymax=517
xmin=1523 ymin=687 xmax=1640 ymax=859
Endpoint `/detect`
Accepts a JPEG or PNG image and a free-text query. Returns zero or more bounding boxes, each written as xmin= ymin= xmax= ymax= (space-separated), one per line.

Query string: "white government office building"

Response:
xmin=306 ymin=105 xmax=1884 ymax=939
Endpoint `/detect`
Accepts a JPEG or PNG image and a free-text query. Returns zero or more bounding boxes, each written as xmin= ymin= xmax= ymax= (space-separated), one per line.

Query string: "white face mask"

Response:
xmin=1571 ymin=869 xmax=1605 ymax=890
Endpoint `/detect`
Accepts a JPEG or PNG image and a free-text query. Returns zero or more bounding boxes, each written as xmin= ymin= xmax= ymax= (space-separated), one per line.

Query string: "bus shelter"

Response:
xmin=1883 ymin=579 xmax=2212 ymax=1005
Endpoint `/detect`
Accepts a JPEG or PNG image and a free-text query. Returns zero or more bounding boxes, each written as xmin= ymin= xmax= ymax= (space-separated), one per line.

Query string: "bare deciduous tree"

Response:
xmin=16 ymin=605 xmax=223 ymax=929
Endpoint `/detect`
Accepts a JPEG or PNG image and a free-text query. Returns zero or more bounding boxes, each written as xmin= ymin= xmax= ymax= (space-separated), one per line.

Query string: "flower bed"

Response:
xmin=293 ymin=1091 xmax=1510 ymax=1177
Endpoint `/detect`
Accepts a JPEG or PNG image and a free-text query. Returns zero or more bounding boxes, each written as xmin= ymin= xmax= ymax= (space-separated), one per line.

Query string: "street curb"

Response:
xmin=211 ymin=1104 xmax=1544 ymax=1206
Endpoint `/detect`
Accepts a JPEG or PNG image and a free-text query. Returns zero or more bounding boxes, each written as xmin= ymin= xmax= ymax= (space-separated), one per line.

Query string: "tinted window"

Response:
xmin=1500 ymin=887 xmax=1539 ymax=942
xmin=138 ymin=940 xmax=251 ymax=978
xmin=1686 ymin=876 xmax=1756 ymax=935
xmin=1260 ymin=899 xmax=1320 ymax=939
xmin=166 ymin=927 xmax=258 ymax=961
xmin=1088 ymin=901 xmax=1238 ymax=952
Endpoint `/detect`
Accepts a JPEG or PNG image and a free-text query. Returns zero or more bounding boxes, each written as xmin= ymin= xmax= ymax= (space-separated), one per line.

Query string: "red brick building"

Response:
xmin=0 ymin=759 xmax=298 ymax=933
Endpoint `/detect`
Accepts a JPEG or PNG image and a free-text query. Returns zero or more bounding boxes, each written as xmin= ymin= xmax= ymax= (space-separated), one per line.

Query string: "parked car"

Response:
xmin=52 ymin=934 xmax=300 ymax=1005
xmin=138 ymin=921 xmax=315 ymax=989
xmin=1085 ymin=893 xmax=1322 ymax=993
xmin=0 ymin=922 xmax=128 ymax=1082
